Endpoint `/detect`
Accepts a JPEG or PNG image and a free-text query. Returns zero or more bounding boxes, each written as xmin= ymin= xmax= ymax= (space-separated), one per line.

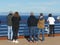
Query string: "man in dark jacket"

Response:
xmin=27 ymin=12 xmax=38 ymax=42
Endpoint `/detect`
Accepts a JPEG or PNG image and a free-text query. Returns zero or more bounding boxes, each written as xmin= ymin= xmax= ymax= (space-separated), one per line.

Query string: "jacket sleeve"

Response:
xmin=27 ymin=17 xmax=30 ymax=27
xmin=11 ymin=17 xmax=13 ymax=22
xmin=19 ymin=16 xmax=21 ymax=21
xmin=53 ymin=18 xmax=55 ymax=22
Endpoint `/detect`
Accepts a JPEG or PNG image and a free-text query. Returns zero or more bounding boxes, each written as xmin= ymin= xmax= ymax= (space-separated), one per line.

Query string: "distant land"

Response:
xmin=0 ymin=12 xmax=60 ymax=16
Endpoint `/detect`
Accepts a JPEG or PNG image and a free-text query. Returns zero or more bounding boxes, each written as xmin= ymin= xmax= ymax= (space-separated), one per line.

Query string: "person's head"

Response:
xmin=14 ymin=12 xmax=19 ymax=17
xmin=40 ymin=13 xmax=43 ymax=16
xmin=39 ymin=13 xmax=44 ymax=20
xmin=9 ymin=12 xmax=13 ymax=16
xmin=30 ymin=12 xmax=34 ymax=16
xmin=48 ymin=13 xmax=52 ymax=17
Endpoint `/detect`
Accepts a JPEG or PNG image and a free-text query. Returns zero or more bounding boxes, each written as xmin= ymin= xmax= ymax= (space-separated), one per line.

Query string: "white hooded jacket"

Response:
xmin=47 ymin=17 xmax=55 ymax=25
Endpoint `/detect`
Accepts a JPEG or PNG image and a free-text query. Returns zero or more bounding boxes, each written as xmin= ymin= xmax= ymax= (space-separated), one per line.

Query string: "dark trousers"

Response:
xmin=12 ymin=26 xmax=19 ymax=40
xmin=49 ymin=25 xmax=55 ymax=36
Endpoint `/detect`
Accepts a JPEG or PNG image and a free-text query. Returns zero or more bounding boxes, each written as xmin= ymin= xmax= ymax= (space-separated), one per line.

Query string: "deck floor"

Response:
xmin=0 ymin=36 xmax=60 ymax=45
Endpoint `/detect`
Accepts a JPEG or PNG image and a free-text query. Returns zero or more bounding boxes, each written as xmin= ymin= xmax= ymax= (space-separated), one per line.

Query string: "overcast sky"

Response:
xmin=0 ymin=0 xmax=60 ymax=13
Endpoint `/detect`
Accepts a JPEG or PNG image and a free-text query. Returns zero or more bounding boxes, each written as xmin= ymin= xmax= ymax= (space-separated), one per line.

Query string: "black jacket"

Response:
xmin=12 ymin=16 xmax=21 ymax=27
xmin=27 ymin=15 xmax=38 ymax=27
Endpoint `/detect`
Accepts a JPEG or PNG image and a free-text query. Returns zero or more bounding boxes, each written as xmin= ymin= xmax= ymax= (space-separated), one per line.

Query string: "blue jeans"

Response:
xmin=29 ymin=26 xmax=38 ymax=41
xmin=38 ymin=29 xmax=45 ymax=41
xmin=8 ymin=26 xmax=13 ymax=40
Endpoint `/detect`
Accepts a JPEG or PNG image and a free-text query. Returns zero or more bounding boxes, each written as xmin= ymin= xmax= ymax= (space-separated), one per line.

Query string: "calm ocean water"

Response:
xmin=0 ymin=15 xmax=60 ymax=36
xmin=0 ymin=15 xmax=58 ymax=24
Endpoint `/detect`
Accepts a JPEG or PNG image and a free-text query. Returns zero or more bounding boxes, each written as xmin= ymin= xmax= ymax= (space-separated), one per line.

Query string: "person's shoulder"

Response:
xmin=19 ymin=16 xmax=21 ymax=18
xmin=28 ymin=16 xmax=31 ymax=18
xmin=7 ymin=14 xmax=10 ymax=16
xmin=12 ymin=16 xmax=15 ymax=18
xmin=52 ymin=17 xmax=54 ymax=18
xmin=47 ymin=17 xmax=50 ymax=19
xmin=50 ymin=16 xmax=53 ymax=18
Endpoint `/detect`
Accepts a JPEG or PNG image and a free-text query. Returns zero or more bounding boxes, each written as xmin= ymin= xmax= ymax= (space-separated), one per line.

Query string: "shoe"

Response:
xmin=33 ymin=41 xmax=38 ymax=43
xmin=15 ymin=40 xmax=19 ymax=43
xmin=13 ymin=40 xmax=15 ymax=43
xmin=41 ymin=39 xmax=44 ymax=41
xmin=48 ymin=34 xmax=50 ymax=37
xmin=33 ymin=37 xmax=38 ymax=41
xmin=29 ymin=41 xmax=32 ymax=43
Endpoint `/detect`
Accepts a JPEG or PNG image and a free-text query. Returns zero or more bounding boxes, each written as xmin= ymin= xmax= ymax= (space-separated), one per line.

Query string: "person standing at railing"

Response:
xmin=12 ymin=12 xmax=21 ymax=43
xmin=37 ymin=13 xmax=45 ymax=41
xmin=47 ymin=14 xmax=55 ymax=37
xmin=7 ymin=12 xmax=13 ymax=40
xmin=27 ymin=12 xmax=38 ymax=43
xmin=57 ymin=16 xmax=60 ymax=22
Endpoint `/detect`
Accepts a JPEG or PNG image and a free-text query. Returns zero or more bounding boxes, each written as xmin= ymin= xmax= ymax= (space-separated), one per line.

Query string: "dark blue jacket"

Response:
xmin=27 ymin=15 xmax=38 ymax=27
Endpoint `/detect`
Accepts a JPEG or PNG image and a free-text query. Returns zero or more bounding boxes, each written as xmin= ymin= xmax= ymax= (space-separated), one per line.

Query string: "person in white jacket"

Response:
xmin=47 ymin=14 xmax=55 ymax=37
